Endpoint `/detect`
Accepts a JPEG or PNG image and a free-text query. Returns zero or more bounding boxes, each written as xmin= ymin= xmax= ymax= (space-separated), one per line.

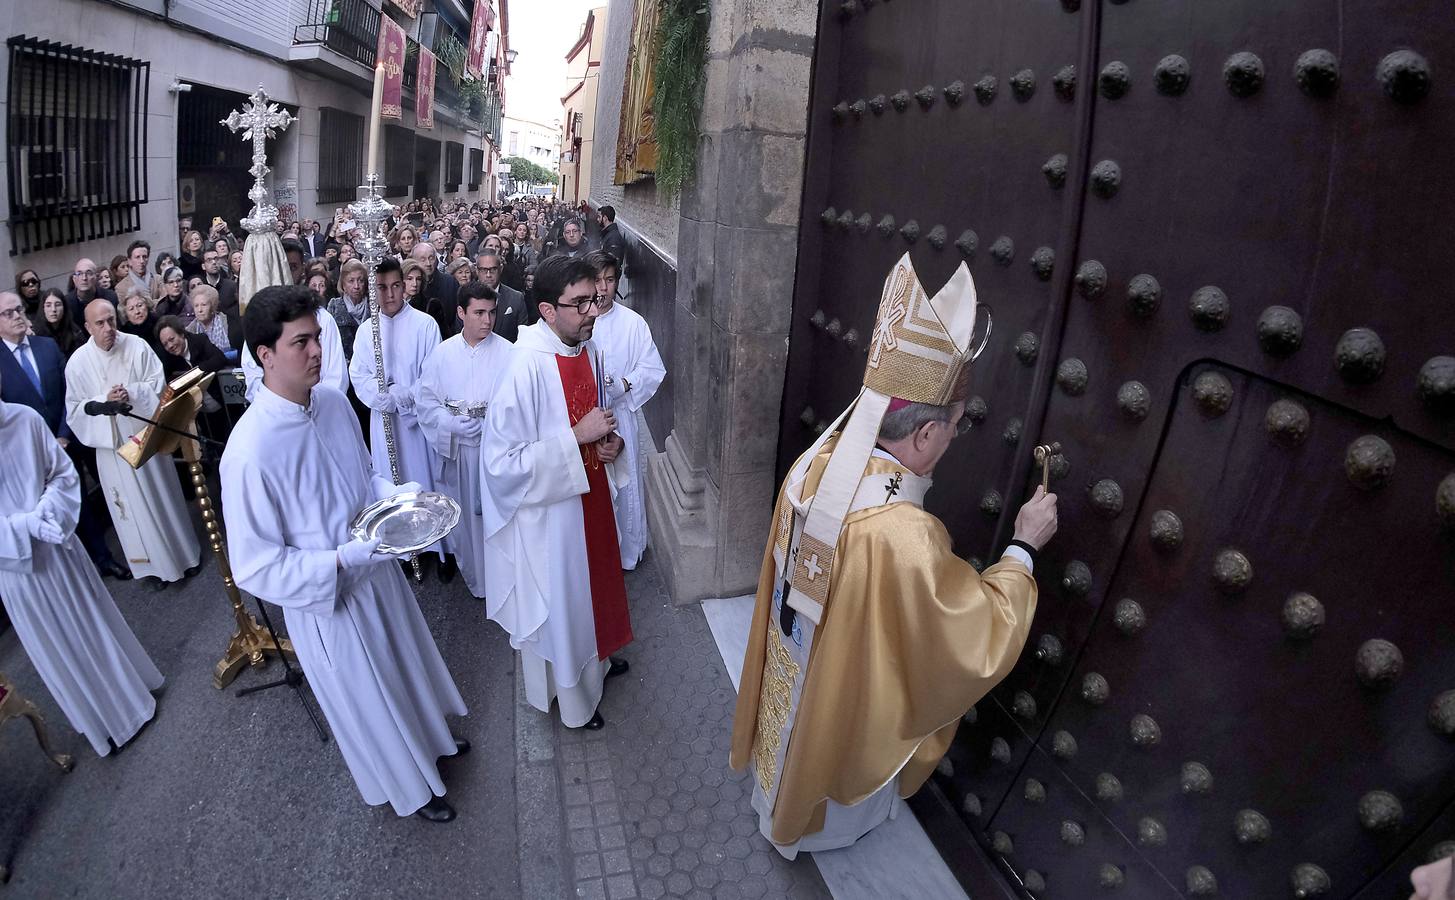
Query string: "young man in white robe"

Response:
xmin=0 ymin=384 xmax=163 ymax=757
xmin=481 ymin=255 xmax=633 ymax=730
xmin=348 ymin=258 xmax=446 ymax=566
xmin=583 ymin=251 xmax=666 ymax=570
xmin=414 ymin=282 xmax=516 ymax=597
xmin=240 ymin=298 xmax=349 ymax=402
xmin=64 ymin=299 xmax=200 ymax=590
xmin=220 ymin=285 xmax=469 ymax=823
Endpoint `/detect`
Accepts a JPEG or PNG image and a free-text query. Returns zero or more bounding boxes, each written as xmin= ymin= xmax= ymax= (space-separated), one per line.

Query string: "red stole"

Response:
xmin=555 ymin=350 xmax=633 ymax=659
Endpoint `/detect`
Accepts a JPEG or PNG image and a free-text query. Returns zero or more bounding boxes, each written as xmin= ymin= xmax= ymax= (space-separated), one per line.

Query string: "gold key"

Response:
xmin=1033 ymin=442 xmax=1062 ymax=494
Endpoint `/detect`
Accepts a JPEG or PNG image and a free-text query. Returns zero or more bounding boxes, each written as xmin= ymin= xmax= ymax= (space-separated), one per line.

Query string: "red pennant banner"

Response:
xmin=416 ymin=47 xmax=437 ymax=130
xmin=377 ymin=16 xmax=407 ymax=120
xmin=467 ymin=0 xmax=494 ymax=79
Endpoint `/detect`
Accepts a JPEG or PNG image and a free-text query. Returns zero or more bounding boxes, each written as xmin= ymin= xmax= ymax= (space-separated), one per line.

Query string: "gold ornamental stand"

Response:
xmin=117 ymin=368 xmax=295 ymax=689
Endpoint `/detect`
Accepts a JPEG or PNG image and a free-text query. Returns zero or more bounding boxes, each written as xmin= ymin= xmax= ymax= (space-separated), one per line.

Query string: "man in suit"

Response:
xmin=201 ymin=247 xmax=240 ymax=318
xmin=301 ymin=219 xmax=328 ymax=258
xmin=475 ymin=249 xmax=527 ymax=342
xmin=410 ymin=242 xmax=459 ymax=338
xmin=65 ymin=258 xmax=118 ymax=322
xmin=0 ymin=291 xmax=130 ymax=579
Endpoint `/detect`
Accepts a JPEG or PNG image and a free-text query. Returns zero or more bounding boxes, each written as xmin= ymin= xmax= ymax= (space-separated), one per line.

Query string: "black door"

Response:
xmin=781 ymin=1 xmax=1455 ymax=896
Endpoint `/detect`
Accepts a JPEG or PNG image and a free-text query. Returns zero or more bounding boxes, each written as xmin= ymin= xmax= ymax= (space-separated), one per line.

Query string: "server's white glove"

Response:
xmin=27 ymin=512 xmax=64 ymax=545
xmin=371 ymin=477 xmax=424 ymax=501
xmin=445 ymin=414 xmax=482 ymax=441
xmin=389 ymin=383 xmax=416 ymax=413
xmin=337 ymin=536 xmax=393 ymax=571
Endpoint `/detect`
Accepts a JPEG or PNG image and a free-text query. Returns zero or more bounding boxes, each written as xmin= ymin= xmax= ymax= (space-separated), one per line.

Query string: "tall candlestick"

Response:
xmin=366 ymin=63 xmax=385 ymax=177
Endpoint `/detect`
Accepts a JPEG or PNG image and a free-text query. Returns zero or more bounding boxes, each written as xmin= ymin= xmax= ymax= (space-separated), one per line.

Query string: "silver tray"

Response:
xmin=349 ymin=491 xmax=461 ymax=554
xmin=445 ymin=399 xmax=489 ymax=418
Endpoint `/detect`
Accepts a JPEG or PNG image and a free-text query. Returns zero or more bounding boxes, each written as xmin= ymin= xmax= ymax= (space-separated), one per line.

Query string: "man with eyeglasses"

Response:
xmin=65 ymin=258 xmax=117 ymax=322
xmin=481 ymin=255 xmax=632 ymax=732
xmin=200 ymin=246 xmax=240 ymax=319
xmin=730 ymin=255 xmax=1058 ymax=859
xmin=475 ymin=248 xmax=527 ymax=343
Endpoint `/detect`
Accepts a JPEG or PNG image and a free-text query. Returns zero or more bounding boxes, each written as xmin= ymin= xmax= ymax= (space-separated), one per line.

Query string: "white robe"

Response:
xmin=414 ymin=331 xmax=517 ymax=599
xmin=64 ymin=334 xmax=200 ymax=582
xmin=590 ymin=302 xmax=666 ymax=569
xmin=241 ymin=307 xmax=349 ymax=403
xmin=349 ymin=306 xmax=442 ymax=556
xmin=220 ymin=383 xmax=467 ymax=816
xmin=0 ymin=401 xmax=162 ymax=756
xmin=480 ymin=322 xmax=619 ymax=727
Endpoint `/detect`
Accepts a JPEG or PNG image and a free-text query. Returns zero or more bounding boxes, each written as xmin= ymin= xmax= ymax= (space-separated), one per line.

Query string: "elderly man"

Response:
xmin=66 ymin=258 xmax=117 ymax=321
xmin=410 ymin=242 xmax=458 ymax=338
xmin=200 ymin=246 xmax=239 ymax=318
xmin=0 ymin=379 xmax=163 ymax=756
xmin=553 ymin=220 xmax=588 ymax=261
xmin=65 ymin=299 xmax=201 ymax=589
xmin=731 ymin=254 xmax=1058 ymax=858
xmin=476 ymin=248 xmax=527 ymax=343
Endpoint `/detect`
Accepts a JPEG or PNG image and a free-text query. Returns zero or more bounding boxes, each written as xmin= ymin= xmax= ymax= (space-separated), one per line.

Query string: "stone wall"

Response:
xmin=647 ymin=0 xmax=818 ymax=602
xmin=588 ymin=0 xmax=680 ymax=259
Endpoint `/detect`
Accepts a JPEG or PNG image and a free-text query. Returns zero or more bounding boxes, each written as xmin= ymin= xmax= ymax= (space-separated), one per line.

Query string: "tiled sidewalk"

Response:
xmin=543 ymin=556 xmax=830 ymax=900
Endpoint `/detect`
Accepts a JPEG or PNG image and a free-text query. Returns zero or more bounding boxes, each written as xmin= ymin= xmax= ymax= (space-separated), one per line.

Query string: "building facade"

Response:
xmin=0 ymin=0 xmax=510 ymax=292
xmin=559 ymin=6 xmax=606 ymax=207
xmin=500 ymin=113 xmax=561 ymax=191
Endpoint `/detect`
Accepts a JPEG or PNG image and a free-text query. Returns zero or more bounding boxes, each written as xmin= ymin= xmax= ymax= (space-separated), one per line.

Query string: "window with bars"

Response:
xmin=468 ymin=148 xmax=483 ymax=191
xmin=318 ymin=107 xmax=364 ymax=204
xmin=444 ymin=142 xmax=463 ymax=193
xmin=6 ymin=37 xmax=149 ymax=256
xmin=384 ymin=124 xmax=413 ymax=197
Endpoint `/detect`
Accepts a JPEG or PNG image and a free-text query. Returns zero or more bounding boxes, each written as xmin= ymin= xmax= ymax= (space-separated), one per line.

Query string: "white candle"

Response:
xmin=366 ymin=63 xmax=385 ymax=177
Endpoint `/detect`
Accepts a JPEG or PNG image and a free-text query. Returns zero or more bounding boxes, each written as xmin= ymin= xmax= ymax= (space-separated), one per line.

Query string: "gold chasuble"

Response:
xmin=729 ymin=254 xmax=1037 ymax=848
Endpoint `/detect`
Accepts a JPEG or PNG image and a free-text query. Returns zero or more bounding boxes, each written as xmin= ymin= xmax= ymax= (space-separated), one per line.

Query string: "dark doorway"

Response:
xmin=413 ymin=136 xmax=441 ymax=202
xmin=176 ymin=83 xmax=270 ymax=239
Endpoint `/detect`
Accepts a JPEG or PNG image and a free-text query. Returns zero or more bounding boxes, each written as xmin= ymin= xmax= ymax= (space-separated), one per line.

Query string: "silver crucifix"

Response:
xmin=222 ymin=85 xmax=295 ymax=235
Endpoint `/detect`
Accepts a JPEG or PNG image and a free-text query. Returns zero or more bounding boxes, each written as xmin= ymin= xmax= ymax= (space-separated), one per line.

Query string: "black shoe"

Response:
xmin=452 ymin=736 xmax=471 ymax=755
xmin=438 ymin=555 xmax=458 ymax=584
xmin=415 ymin=796 xmax=456 ymax=823
xmin=606 ymin=658 xmax=630 ymax=680
xmin=147 ymin=577 xmax=168 ymax=592
xmin=578 ymin=711 xmax=605 ymax=730
xmin=98 ymin=559 xmax=132 ymax=580
xmin=183 ymin=564 xmax=202 ymax=579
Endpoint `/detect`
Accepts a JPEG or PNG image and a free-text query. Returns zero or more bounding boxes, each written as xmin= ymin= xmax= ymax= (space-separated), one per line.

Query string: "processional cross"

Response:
xmin=222 ymin=86 xmax=295 ymax=234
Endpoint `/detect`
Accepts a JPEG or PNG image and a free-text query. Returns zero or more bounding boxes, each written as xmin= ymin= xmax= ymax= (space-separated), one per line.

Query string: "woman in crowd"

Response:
xmin=14 ymin=268 xmax=42 ymax=317
xmin=307 ymin=270 xmax=336 ymax=304
xmin=155 ymin=315 xmax=231 ymax=440
xmin=394 ymin=224 xmax=420 ymax=260
xmin=228 ymin=249 xmax=244 ymax=280
xmin=213 ymin=237 xmax=232 ymax=265
xmin=119 ymin=288 xmax=162 ymax=355
xmin=447 ymin=239 xmax=470 ymax=264
xmin=178 ymin=230 xmax=205 ymax=280
xmin=187 ymin=275 xmax=204 ymax=295
xmin=327 ymin=259 xmax=370 ymax=361
xmin=151 ymin=251 xmax=177 ymax=300
xmin=401 ymin=259 xmax=445 ymax=324
xmin=153 ymin=267 xmax=194 ymax=323
xmin=446 ymin=258 xmax=474 ymax=288
xmin=96 ymin=266 xmax=113 ymax=291
xmin=185 ymin=286 xmax=240 ymax=361
xmin=31 ymin=288 xmax=85 ymax=357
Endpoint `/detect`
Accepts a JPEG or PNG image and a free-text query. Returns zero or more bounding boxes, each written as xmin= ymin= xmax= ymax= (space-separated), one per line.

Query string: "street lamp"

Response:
xmin=505 ymin=48 xmax=518 ymax=64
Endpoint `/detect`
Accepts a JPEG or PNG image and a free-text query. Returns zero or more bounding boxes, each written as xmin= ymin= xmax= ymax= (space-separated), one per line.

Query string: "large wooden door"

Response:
xmin=780 ymin=1 xmax=1455 ymax=896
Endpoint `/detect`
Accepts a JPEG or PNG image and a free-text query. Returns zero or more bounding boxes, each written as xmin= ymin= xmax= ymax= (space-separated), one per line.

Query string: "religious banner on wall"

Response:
xmin=613 ymin=0 xmax=660 ymax=184
xmin=466 ymin=0 xmax=495 ymax=80
xmin=378 ymin=15 xmax=407 ymax=120
xmin=386 ymin=0 xmax=421 ymax=19
xmin=416 ymin=47 xmax=437 ymax=130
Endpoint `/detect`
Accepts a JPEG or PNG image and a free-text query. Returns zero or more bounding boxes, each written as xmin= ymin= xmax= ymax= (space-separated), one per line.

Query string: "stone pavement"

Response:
xmin=0 ymin=526 xmax=829 ymax=898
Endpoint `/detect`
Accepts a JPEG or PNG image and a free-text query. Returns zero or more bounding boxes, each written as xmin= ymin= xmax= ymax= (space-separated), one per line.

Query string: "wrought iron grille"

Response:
xmin=318 ymin=107 xmax=364 ymax=204
xmin=444 ymin=141 xmax=463 ymax=192
xmin=293 ymin=0 xmax=381 ymax=68
xmin=5 ymin=37 xmax=149 ymax=256
xmin=468 ymin=148 xmax=482 ymax=191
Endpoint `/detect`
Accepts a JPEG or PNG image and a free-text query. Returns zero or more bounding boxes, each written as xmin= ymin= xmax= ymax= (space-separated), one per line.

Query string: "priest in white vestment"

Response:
xmin=0 ymin=392 xmax=163 ymax=756
xmin=348 ymin=259 xmax=444 ymax=560
xmin=415 ymin=283 xmax=516 ymax=597
xmin=64 ymin=300 xmax=200 ymax=587
xmin=221 ymin=285 xmax=468 ymax=822
xmin=481 ymin=256 xmax=633 ymax=730
xmin=240 ymin=300 xmax=348 ymax=402
xmin=584 ymin=251 xmax=666 ymax=569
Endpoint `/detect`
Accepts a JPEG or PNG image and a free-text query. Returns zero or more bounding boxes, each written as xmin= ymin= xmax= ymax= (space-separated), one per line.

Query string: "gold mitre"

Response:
xmin=782 ymin=254 xmax=989 ymax=626
xmin=863 ymin=253 xmax=983 ymax=405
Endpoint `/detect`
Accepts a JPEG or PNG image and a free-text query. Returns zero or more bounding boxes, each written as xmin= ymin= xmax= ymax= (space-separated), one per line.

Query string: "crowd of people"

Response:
xmin=0 ymin=192 xmax=664 ymax=826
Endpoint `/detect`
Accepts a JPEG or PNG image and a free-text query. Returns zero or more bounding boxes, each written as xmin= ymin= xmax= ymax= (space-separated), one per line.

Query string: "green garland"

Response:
xmin=651 ymin=0 xmax=710 ymax=201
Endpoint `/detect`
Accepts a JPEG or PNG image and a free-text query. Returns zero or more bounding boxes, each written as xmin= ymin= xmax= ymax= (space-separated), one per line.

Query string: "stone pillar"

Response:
xmin=648 ymin=0 xmax=818 ymax=602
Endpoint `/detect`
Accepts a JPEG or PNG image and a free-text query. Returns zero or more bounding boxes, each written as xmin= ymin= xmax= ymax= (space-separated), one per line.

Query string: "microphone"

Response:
xmin=83 ymin=400 xmax=132 ymax=416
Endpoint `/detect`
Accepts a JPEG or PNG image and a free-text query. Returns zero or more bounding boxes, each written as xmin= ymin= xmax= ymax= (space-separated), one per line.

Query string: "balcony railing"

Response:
xmin=293 ymin=0 xmax=381 ymax=68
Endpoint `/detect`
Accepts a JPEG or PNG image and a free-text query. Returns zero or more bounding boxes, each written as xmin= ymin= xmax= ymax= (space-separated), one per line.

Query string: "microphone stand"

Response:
xmin=105 ymin=407 xmax=328 ymax=743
